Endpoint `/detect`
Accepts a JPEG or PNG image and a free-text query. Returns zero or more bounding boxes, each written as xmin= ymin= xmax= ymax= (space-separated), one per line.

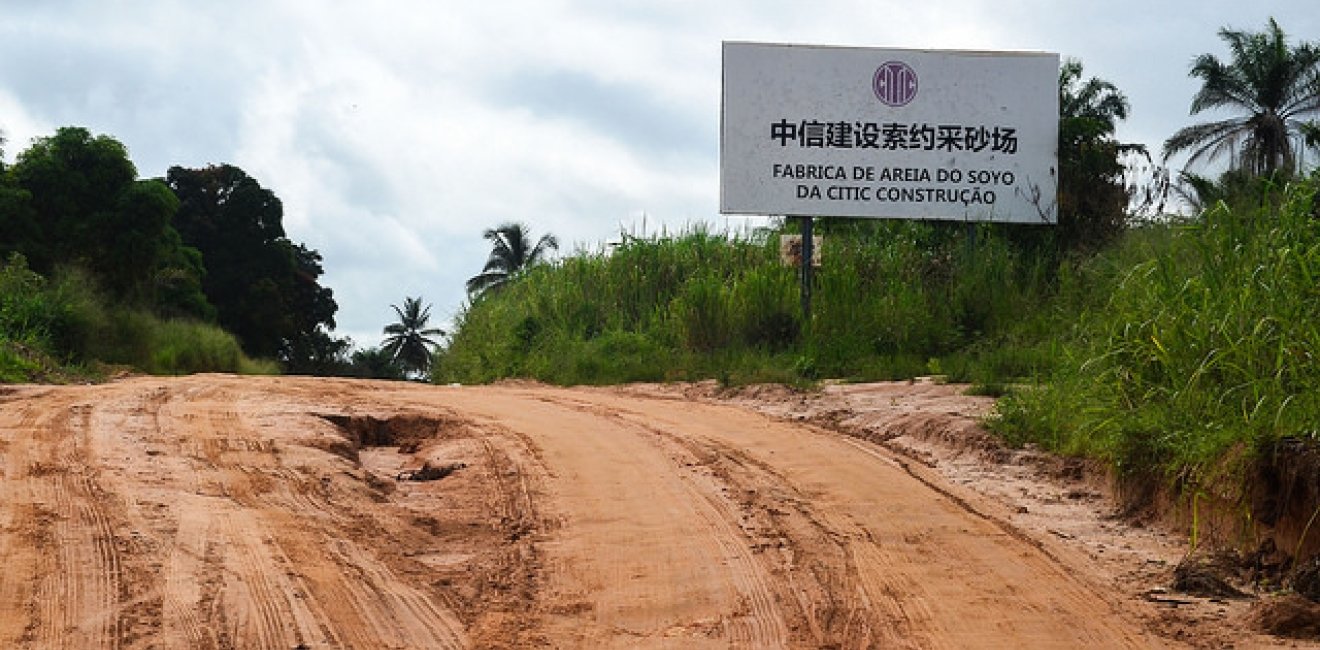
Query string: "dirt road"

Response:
xmin=0 ymin=374 xmax=1260 ymax=648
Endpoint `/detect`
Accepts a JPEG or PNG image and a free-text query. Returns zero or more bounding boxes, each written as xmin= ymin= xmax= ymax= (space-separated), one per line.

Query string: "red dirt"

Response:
xmin=0 ymin=374 xmax=1312 ymax=648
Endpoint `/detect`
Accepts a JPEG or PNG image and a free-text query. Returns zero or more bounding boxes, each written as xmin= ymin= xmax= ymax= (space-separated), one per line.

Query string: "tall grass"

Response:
xmin=0 ymin=253 xmax=273 ymax=380
xmin=992 ymin=178 xmax=1320 ymax=481
xmin=435 ymin=220 xmax=1057 ymax=386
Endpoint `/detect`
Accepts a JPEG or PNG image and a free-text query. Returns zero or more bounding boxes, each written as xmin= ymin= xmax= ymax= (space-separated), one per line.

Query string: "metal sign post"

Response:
xmin=800 ymin=216 xmax=814 ymax=325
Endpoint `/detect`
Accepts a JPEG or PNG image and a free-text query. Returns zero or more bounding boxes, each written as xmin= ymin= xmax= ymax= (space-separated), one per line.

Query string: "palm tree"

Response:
xmin=1163 ymin=18 xmax=1320 ymax=176
xmin=466 ymin=222 xmax=559 ymax=297
xmin=1059 ymin=58 xmax=1130 ymax=136
xmin=1055 ymin=58 xmax=1138 ymax=250
xmin=381 ymin=297 xmax=444 ymax=378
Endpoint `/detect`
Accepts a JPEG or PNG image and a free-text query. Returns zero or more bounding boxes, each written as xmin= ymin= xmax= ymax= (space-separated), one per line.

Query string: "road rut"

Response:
xmin=0 ymin=375 xmax=1173 ymax=648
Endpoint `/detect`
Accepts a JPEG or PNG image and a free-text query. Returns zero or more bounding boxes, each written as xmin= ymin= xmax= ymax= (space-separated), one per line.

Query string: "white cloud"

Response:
xmin=0 ymin=93 xmax=51 ymax=163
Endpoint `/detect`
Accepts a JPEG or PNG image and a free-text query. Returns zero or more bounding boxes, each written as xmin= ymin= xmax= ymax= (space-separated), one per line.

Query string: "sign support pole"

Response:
xmin=800 ymin=216 xmax=814 ymax=326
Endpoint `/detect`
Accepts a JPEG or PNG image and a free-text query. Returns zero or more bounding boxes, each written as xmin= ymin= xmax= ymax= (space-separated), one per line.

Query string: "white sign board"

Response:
xmin=720 ymin=42 xmax=1059 ymax=224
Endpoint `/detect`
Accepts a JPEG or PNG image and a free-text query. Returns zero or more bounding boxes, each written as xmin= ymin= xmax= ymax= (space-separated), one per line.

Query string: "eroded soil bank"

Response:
xmin=0 ymin=375 xmax=1313 ymax=648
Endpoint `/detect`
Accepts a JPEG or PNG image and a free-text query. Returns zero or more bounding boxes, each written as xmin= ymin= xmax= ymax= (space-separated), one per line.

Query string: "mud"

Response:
xmin=0 ymin=375 xmax=1313 ymax=648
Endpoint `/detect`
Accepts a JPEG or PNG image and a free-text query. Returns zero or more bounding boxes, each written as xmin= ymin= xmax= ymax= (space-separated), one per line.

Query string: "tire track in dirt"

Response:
xmin=554 ymin=387 xmax=1172 ymax=648
xmin=161 ymin=379 xmax=466 ymax=649
xmin=0 ymin=393 xmax=132 ymax=650
xmin=523 ymin=393 xmax=803 ymax=645
xmin=159 ymin=499 xmax=219 ymax=650
xmin=613 ymin=408 xmax=900 ymax=648
xmin=0 ymin=388 xmax=58 ymax=648
xmin=614 ymin=419 xmax=791 ymax=647
xmin=529 ymin=390 xmax=957 ymax=647
xmin=432 ymin=388 xmax=795 ymax=648
xmin=0 ymin=376 xmax=475 ymax=649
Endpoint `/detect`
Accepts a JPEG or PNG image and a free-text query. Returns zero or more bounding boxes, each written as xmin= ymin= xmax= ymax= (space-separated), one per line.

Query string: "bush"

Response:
xmin=990 ymin=177 xmax=1320 ymax=481
xmin=436 ymin=221 xmax=1064 ymax=386
xmin=147 ymin=319 xmax=244 ymax=374
xmin=0 ymin=253 xmax=267 ymax=380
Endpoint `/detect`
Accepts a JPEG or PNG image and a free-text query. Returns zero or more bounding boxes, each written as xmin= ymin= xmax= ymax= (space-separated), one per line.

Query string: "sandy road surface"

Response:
xmin=0 ymin=374 xmax=1182 ymax=648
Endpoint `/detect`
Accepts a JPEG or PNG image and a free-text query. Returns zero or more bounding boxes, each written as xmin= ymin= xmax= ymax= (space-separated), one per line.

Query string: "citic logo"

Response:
xmin=873 ymin=61 xmax=917 ymax=107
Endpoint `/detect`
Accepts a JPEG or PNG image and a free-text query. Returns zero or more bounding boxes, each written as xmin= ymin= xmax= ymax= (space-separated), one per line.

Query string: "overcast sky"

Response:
xmin=2 ymin=1 xmax=1317 ymax=348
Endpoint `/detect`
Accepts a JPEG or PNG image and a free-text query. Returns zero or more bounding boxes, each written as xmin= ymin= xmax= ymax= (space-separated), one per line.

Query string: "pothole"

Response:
xmin=319 ymin=413 xmax=470 ymax=482
xmin=320 ymin=413 xmax=451 ymax=450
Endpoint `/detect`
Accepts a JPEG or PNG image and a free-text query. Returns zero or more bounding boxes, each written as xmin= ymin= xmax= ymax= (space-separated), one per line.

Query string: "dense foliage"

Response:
xmin=167 ymin=164 xmax=338 ymax=366
xmin=0 ymin=253 xmax=274 ymax=380
xmin=993 ymin=178 xmax=1320 ymax=480
xmin=0 ymin=126 xmax=340 ymax=378
xmin=435 ymin=220 xmax=1051 ymax=386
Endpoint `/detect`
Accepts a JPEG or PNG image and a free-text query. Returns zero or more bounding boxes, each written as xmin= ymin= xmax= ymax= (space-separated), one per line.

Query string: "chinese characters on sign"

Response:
xmin=769 ymin=120 xmax=1018 ymax=154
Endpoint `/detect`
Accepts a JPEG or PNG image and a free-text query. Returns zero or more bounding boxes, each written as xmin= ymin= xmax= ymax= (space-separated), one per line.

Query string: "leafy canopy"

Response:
xmin=167 ymin=164 xmax=338 ymax=364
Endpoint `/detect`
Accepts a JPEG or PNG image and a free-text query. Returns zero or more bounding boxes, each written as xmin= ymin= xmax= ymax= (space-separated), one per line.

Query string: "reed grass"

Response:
xmin=990 ymin=177 xmax=1320 ymax=481
xmin=434 ymin=219 xmax=1055 ymax=386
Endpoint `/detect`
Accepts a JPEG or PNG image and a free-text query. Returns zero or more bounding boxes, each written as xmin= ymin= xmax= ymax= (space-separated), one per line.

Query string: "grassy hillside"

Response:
xmin=437 ymin=176 xmax=1320 ymax=529
xmin=436 ymin=220 xmax=1055 ymax=387
xmin=0 ymin=254 xmax=276 ymax=381
xmin=993 ymin=179 xmax=1320 ymax=479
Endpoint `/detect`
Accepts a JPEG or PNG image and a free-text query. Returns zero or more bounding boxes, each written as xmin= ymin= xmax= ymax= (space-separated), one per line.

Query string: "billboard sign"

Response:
xmin=720 ymin=42 xmax=1059 ymax=224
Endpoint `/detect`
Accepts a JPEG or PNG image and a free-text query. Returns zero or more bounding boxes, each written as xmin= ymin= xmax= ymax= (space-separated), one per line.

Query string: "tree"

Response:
xmin=347 ymin=346 xmax=405 ymax=380
xmin=1054 ymin=59 xmax=1140 ymax=252
xmin=0 ymin=132 xmax=38 ymax=263
xmin=382 ymin=297 xmax=444 ymax=378
xmin=167 ymin=164 xmax=338 ymax=361
xmin=11 ymin=127 xmax=136 ymax=274
xmin=7 ymin=127 xmax=209 ymax=312
xmin=1163 ymin=18 xmax=1320 ymax=177
xmin=278 ymin=243 xmax=342 ymax=369
xmin=281 ymin=327 xmax=351 ymax=376
xmin=466 ymin=222 xmax=558 ymax=296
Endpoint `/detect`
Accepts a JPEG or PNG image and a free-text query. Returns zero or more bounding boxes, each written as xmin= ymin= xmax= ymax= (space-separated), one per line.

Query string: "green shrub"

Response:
xmin=990 ymin=177 xmax=1320 ymax=481
xmin=673 ymin=272 xmax=732 ymax=352
xmin=436 ymin=222 xmax=1067 ymax=386
xmin=732 ymin=266 xmax=800 ymax=350
xmin=147 ymin=319 xmax=244 ymax=374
